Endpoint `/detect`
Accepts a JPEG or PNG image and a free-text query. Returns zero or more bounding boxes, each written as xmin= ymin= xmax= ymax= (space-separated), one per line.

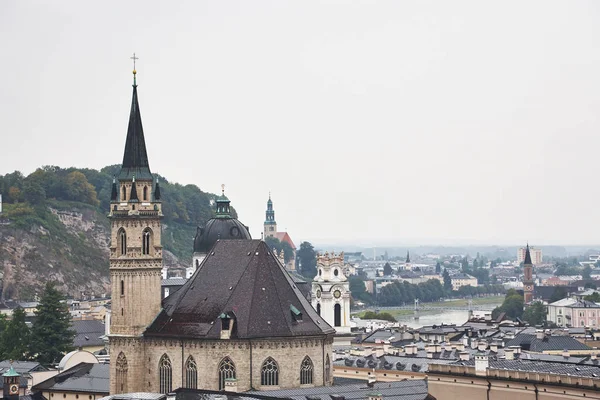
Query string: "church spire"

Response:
xmin=119 ymin=55 xmax=152 ymax=181
xmin=265 ymin=193 xmax=276 ymax=224
xmin=524 ymin=243 xmax=532 ymax=265
xmin=406 ymin=250 xmax=410 ymax=264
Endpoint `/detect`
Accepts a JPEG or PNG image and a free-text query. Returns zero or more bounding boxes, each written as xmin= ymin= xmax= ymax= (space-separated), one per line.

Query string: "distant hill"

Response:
xmin=0 ymin=165 xmax=228 ymax=300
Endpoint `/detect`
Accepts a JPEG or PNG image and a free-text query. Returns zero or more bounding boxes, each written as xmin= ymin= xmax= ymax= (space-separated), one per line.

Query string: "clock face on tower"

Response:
xmin=525 ymin=285 xmax=533 ymax=291
xmin=334 ymin=290 xmax=341 ymax=299
xmin=9 ymin=384 xmax=18 ymax=395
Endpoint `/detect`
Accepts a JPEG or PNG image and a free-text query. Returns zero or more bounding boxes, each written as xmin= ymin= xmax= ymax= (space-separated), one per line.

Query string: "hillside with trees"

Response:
xmin=0 ymin=165 xmax=231 ymax=300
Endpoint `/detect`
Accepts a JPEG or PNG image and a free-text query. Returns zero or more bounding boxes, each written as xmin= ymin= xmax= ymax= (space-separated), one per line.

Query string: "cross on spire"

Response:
xmin=221 ymin=184 xmax=225 ymax=195
xmin=131 ymin=53 xmax=139 ymax=71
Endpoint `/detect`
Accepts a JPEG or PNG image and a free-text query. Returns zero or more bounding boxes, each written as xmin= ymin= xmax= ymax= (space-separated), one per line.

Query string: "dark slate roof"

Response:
xmin=146 ymin=240 xmax=334 ymax=339
xmin=193 ymin=218 xmax=251 ymax=254
xmin=33 ymin=363 xmax=109 ymax=394
xmin=161 ymin=278 xmax=187 ymax=287
xmin=246 ymin=378 xmax=430 ymax=400
xmin=71 ymin=320 xmax=105 ymax=348
xmin=118 ymin=81 xmax=152 ymax=181
xmin=338 ymin=354 xmax=455 ymax=373
xmin=524 ymin=244 xmax=532 ymax=265
xmin=566 ymin=300 xmax=600 ymax=308
xmin=0 ymin=360 xmax=46 ymax=374
xmin=505 ymin=334 xmax=591 ymax=352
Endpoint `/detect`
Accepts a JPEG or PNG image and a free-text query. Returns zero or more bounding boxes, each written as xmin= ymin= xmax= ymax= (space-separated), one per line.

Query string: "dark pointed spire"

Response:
xmin=154 ymin=178 xmax=161 ymax=200
xmin=111 ymin=176 xmax=118 ymax=201
xmin=406 ymin=250 xmax=410 ymax=264
xmin=265 ymin=192 xmax=276 ymax=224
xmin=119 ymin=64 xmax=152 ymax=181
xmin=130 ymin=176 xmax=139 ymax=202
xmin=524 ymin=243 xmax=532 ymax=265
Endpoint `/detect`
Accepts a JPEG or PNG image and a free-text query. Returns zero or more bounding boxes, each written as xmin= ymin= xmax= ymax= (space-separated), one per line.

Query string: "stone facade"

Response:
xmin=110 ymin=336 xmax=333 ymax=393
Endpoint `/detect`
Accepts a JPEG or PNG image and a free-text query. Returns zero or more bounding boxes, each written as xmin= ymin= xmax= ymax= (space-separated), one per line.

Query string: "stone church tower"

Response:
xmin=263 ymin=193 xmax=277 ymax=238
xmin=311 ymin=252 xmax=351 ymax=334
xmin=108 ymin=68 xmax=163 ymax=393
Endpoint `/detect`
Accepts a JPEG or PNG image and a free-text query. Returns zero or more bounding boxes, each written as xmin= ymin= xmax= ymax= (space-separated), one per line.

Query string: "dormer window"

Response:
xmin=290 ymin=304 xmax=303 ymax=323
xmin=219 ymin=312 xmax=235 ymax=339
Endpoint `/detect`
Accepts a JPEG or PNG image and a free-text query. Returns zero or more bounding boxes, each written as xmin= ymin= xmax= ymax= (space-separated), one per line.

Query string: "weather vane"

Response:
xmin=221 ymin=184 xmax=225 ymax=195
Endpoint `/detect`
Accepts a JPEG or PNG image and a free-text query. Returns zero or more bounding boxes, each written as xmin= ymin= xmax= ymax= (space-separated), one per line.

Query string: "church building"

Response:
xmin=523 ymin=244 xmax=535 ymax=305
xmin=108 ymin=69 xmax=334 ymax=394
xmin=263 ymin=194 xmax=297 ymax=270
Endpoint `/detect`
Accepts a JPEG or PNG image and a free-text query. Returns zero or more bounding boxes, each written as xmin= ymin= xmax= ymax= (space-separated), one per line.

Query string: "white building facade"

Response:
xmin=311 ymin=252 xmax=352 ymax=334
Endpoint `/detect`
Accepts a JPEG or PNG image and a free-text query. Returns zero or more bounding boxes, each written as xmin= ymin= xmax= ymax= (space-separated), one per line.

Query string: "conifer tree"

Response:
xmin=2 ymin=307 xmax=30 ymax=360
xmin=30 ymin=283 xmax=75 ymax=366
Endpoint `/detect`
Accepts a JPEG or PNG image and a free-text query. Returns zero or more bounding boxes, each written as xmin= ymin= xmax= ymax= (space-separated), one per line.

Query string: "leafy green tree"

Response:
xmin=22 ymin=180 xmax=46 ymax=205
xmin=522 ymin=301 xmax=547 ymax=326
xmin=264 ymin=237 xmax=294 ymax=263
xmin=30 ymin=283 xmax=75 ymax=366
xmin=584 ymin=292 xmax=600 ymax=302
xmin=492 ymin=290 xmax=524 ymax=320
xmin=362 ymin=311 xmax=396 ymax=322
xmin=583 ymin=265 xmax=592 ymax=280
xmin=65 ymin=171 xmax=99 ymax=206
xmin=383 ymin=262 xmax=393 ymax=276
xmin=443 ymin=269 xmax=452 ymax=292
xmin=297 ymin=241 xmax=317 ymax=278
xmin=461 ymin=257 xmax=469 ymax=272
xmin=1 ymin=307 xmax=30 ymax=360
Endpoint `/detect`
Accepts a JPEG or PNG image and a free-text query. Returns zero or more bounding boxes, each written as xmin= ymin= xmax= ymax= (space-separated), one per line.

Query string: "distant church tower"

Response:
xmin=108 ymin=66 xmax=163 ymax=393
xmin=523 ymin=244 xmax=534 ymax=305
xmin=312 ymin=252 xmax=351 ymax=334
xmin=264 ymin=193 xmax=277 ymax=238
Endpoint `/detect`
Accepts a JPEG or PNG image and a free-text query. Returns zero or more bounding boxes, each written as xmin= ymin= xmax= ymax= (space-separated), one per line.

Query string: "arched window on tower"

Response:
xmin=185 ymin=356 xmax=198 ymax=389
xmin=122 ymin=186 xmax=126 ymax=201
xmin=325 ymin=354 xmax=331 ymax=384
xmin=316 ymin=303 xmax=321 ymax=316
xmin=118 ymin=228 xmax=127 ymax=256
xmin=142 ymin=228 xmax=153 ymax=255
xmin=115 ymin=352 xmax=128 ymax=394
xmin=159 ymin=354 xmax=172 ymax=394
xmin=300 ymin=356 xmax=314 ymax=385
xmin=143 ymin=186 xmax=148 ymax=201
xmin=261 ymin=357 xmax=279 ymax=386
xmin=218 ymin=357 xmax=236 ymax=390
xmin=120 ymin=280 xmax=124 ymax=296
xmin=334 ymin=303 xmax=342 ymax=327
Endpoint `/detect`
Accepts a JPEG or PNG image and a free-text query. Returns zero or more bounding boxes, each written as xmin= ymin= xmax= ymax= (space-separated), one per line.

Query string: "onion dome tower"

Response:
xmin=192 ymin=185 xmax=251 ymax=270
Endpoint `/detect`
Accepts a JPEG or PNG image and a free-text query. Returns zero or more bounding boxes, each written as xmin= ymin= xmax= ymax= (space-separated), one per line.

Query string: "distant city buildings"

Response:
xmin=518 ymin=246 xmax=542 ymax=265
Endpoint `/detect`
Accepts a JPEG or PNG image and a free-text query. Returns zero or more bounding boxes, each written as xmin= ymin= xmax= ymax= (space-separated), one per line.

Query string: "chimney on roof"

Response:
xmin=510 ymin=345 xmax=521 ymax=355
xmin=477 ymin=341 xmax=487 ymax=352
xmin=592 ymin=353 xmax=597 ymax=361
xmin=504 ymin=349 xmax=514 ymax=360
xmin=563 ymin=349 xmax=570 ymax=359
xmin=475 ymin=353 xmax=489 ymax=376
xmin=490 ymin=342 xmax=498 ymax=353
xmin=367 ymin=394 xmax=383 ymax=400
xmin=459 ymin=351 xmax=470 ymax=361
xmin=404 ymin=344 xmax=417 ymax=355
xmin=367 ymin=374 xmax=376 ymax=388
xmin=536 ymin=329 xmax=544 ymax=340
xmin=455 ymin=342 xmax=465 ymax=351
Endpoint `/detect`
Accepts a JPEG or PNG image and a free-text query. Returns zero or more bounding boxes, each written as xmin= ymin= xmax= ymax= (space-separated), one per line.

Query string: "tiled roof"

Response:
xmin=146 ymin=240 xmax=334 ymax=339
xmin=338 ymin=354 xmax=455 ymax=373
xmin=161 ymin=278 xmax=187 ymax=287
xmin=276 ymin=232 xmax=296 ymax=249
xmin=0 ymin=360 xmax=46 ymax=374
xmin=446 ymin=358 xmax=600 ymax=378
xmin=566 ymin=300 xmax=600 ymax=308
xmin=33 ymin=363 xmax=109 ymax=394
xmin=71 ymin=320 xmax=105 ymax=348
xmin=505 ymin=334 xmax=591 ymax=352
xmin=246 ymin=378 xmax=430 ymax=400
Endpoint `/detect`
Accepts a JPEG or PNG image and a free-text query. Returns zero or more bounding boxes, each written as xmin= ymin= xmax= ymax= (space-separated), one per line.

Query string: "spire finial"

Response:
xmin=130 ymin=53 xmax=139 ymax=86
xmin=221 ymin=184 xmax=225 ymax=195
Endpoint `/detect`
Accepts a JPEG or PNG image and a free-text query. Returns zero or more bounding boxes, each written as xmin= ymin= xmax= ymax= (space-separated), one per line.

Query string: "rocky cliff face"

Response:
xmin=0 ymin=205 xmax=186 ymax=301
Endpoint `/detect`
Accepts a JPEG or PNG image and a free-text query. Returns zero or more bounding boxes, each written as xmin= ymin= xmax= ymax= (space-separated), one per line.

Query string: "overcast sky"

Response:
xmin=1 ymin=1 xmax=600 ymax=246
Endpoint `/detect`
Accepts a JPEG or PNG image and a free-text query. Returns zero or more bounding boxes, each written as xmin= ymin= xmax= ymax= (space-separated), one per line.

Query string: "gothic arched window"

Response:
xmin=218 ymin=357 xmax=236 ymax=390
xmin=185 ymin=356 xmax=198 ymax=389
xmin=159 ymin=354 xmax=172 ymax=393
xmin=118 ymin=228 xmax=127 ymax=256
xmin=116 ymin=352 xmax=128 ymax=394
xmin=143 ymin=186 xmax=148 ymax=201
xmin=142 ymin=228 xmax=152 ymax=255
xmin=300 ymin=356 xmax=314 ymax=385
xmin=325 ymin=354 xmax=331 ymax=384
xmin=261 ymin=357 xmax=279 ymax=386
xmin=122 ymin=186 xmax=126 ymax=201
xmin=316 ymin=303 xmax=321 ymax=316
xmin=120 ymin=280 xmax=124 ymax=296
